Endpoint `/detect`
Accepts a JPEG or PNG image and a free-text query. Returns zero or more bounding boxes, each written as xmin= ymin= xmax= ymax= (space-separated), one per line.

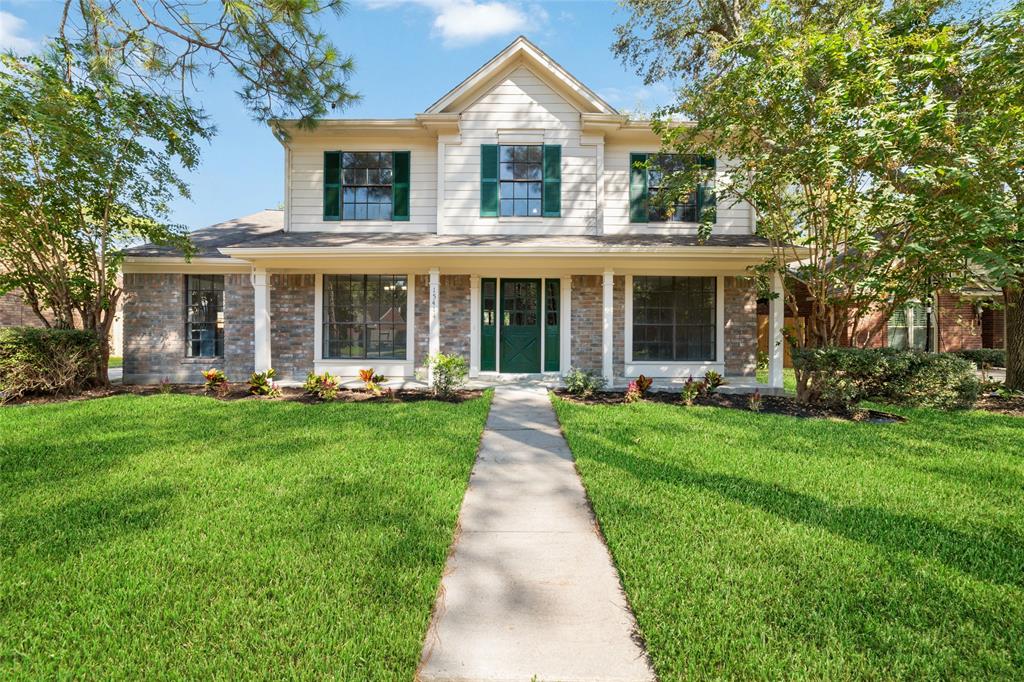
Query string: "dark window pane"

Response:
xmin=323 ymin=275 xmax=408 ymax=359
xmin=185 ymin=275 xmax=224 ymax=358
xmin=497 ymin=145 xmax=543 ymax=217
xmin=632 ymin=276 xmax=716 ymax=362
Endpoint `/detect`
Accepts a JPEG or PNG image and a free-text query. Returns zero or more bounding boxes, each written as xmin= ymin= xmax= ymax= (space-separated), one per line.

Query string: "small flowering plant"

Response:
xmin=624 ymin=374 xmax=653 ymax=403
xmin=358 ymin=368 xmax=388 ymax=395
xmin=680 ymin=377 xmax=702 ymax=406
xmin=247 ymin=368 xmax=280 ymax=397
xmin=703 ymin=370 xmax=725 ymax=393
xmin=201 ymin=368 xmax=228 ymax=393
xmin=748 ymin=389 xmax=763 ymax=412
xmin=303 ymin=371 xmax=339 ymax=400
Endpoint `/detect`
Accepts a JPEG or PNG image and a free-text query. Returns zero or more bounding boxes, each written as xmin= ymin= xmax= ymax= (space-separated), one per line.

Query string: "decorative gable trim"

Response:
xmin=424 ymin=35 xmax=618 ymax=116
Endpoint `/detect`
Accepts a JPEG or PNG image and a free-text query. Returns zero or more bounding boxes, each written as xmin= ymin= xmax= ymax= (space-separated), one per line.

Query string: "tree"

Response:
xmin=618 ymin=0 xmax=982 ymax=400
xmin=955 ymin=2 xmax=1024 ymax=390
xmin=0 ymin=51 xmax=211 ymax=382
xmin=55 ymin=0 xmax=358 ymax=124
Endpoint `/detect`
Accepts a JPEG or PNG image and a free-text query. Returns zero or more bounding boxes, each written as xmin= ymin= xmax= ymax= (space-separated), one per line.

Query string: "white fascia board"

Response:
xmin=217 ymin=245 xmax=781 ymax=259
xmin=122 ymin=256 xmax=252 ymax=273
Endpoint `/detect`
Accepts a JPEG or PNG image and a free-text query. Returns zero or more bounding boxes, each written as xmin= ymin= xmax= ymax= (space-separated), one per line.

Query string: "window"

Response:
xmin=323 ymin=151 xmax=410 ymax=221
xmin=499 ymin=145 xmax=543 ymax=217
xmin=632 ymin=276 xmax=716 ymax=362
xmin=185 ymin=275 xmax=224 ymax=357
xmin=888 ymin=302 xmax=932 ymax=350
xmin=342 ymin=152 xmax=393 ymax=220
xmin=630 ymin=153 xmax=715 ymax=223
xmin=322 ymin=275 xmax=407 ymax=359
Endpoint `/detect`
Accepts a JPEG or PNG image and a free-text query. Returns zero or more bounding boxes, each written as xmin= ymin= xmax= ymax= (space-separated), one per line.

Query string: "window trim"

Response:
xmin=323 ymin=150 xmax=411 ymax=223
xmin=624 ymin=274 xmax=726 ymax=377
xmin=313 ymin=273 xmax=416 ymax=374
xmin=629 ymin=152 xmax=716 ymax=225
xmin=184 ymin=274 xmax=224 ymax=359
xmin=320 ymin=273 xmax=410 ymax=361
xmin=887 ymin=297 xmax=936 ymax=351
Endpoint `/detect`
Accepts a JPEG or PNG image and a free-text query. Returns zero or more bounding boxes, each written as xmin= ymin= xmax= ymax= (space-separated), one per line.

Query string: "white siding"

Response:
xmin=288 ymin=135 xmax=437 ymax=233
xmin=441 ymin=66 xmax=599 ymax=235
xmin=603 ymin=144 xmax=752 ymax=235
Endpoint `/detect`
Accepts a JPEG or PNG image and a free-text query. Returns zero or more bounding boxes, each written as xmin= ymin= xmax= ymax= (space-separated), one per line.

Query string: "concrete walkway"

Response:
xmin=419 ymin=387 xmax=654 ymax=682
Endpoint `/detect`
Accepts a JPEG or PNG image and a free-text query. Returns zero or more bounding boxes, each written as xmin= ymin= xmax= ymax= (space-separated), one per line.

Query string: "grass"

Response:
xmin=756 ymin=366 xmax=797 ymax=392
xmin=553 ymin=397 xmax=1024 ymax=680
xmin=107 ymin=356 xmax=122 ymax=368
xmin=0 ymin=392 xmax=492 ymax=679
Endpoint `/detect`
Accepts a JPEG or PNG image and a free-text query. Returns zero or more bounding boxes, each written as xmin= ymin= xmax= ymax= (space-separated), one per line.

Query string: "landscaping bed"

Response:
xmin=5 ymin=383 xmax=484 ymax=406
xmin=553 ymin=397 xmax=1024 ymax=679
xmin=553 ymin=388 xmax=906 ymax=422
xmin=0 ymin=392 xmax=492 ymax=678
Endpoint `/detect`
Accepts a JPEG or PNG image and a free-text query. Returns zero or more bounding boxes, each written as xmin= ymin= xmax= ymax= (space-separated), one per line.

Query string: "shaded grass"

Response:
xmin=756 ymin=366 xmax=797 ymax=393
xmin=0 ymin=392 xmax=491 ymax=679
xmin=553 ymin=397 xmax=1024 ymax=680
xmin=107 ymin=355 xmax=122 ymax=368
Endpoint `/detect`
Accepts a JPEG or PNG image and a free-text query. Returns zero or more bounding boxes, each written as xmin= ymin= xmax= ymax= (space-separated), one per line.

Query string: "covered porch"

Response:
xmin=218 ymin=233 xmax=789 ymax=390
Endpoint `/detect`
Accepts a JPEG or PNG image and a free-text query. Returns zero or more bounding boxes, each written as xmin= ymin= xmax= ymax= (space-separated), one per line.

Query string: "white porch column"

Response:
xmin=253 ymin=268 xmax=272 ymax=372
xmin=560 ymin=275 xmax=571 ymax=375
xmin=428 ymin=267 xmax=441 ymax=386
xmin=768 ymin=272 xmax=785 ymax=389
xmin=469 ymin=275 xmax=481 ymax=377
xmin=602 ymin=269 xmax=614 ymax=384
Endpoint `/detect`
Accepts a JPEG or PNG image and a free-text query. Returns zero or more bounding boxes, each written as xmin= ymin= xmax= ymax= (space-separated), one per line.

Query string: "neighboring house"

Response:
xmin=0 ymin=288 xmax=124 ymax=356
xmin=121 ymin=37 xmax=791 ymax=387
xmin=757 ymin=277 xmax=1006 ymax=367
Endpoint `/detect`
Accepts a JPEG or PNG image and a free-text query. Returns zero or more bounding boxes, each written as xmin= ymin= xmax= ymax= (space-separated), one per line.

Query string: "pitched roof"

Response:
xmin=424 ymin=35 xmax=618 ymax=116
xmin=124 ymin=210 xmax=284 ymax=258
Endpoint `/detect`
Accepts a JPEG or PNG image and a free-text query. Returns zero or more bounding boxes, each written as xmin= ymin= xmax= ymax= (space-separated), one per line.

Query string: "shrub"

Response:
xmin=201 ymin=368 xmax=228 ymax=394
xmin=0 ymin=327 xmax=99 ymax=403
xmin=680 ymin=377 xmax=702 ymax=406
xmin=303 ymin=371 xmax=339 ymax=400
xmin=703 ymin=370 xmax=725 ymax=393
xmin=358 ymin=368 xmax=387 ymax=395
xmin=247 ymin=368 xmax=280 ymax=397
xmin=624 ymin=381 xmax=643 ymax=403
xmin=427 ymin=353 xmax=468 ymax=397
xmin=564 ymin=367 xmax=606 ymax=397
xmin=792 ymin=347 xmax=979 ymax=410
xmin=953 ymin=349 xmax=1005 ymax=369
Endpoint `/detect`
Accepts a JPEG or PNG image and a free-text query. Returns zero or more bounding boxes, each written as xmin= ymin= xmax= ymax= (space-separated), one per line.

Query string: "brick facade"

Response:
xmin=570 ymin=275 xmax=602 ymax=372
xmin=0 ymin=290 xmax=45 ymax=328
xmin=613 ymin=276 xmax=625 ymax=378
xmin=270 ymin=274 xmax=315 ymax=381
xmin=414 ymin=274 xmax=429 ymax=370
xmin=224 ymin=274 xmax=255 ymax=378
xmin=440 ymin=275 xmax=471 ymax=359
xmin=936 ymin=293 xmax=982 ymax=352
xmin=724 ymin=276 xmax=758 ymax=377
xmin=983 ymin=307 xmax=1006 ymax=349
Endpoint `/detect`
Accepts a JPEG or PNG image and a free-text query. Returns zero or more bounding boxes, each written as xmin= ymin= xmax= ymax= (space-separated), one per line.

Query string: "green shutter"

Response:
xmin=699 ymin=155 xmax=716 ymax=221
xmin=629 ymin=153 xmax=648 ymax=223
xmin=480 ymin=144 xmax=499 ymax=217
xmin=392 ymin=151 xmax=410 ymax=221
xmin=542 ymin=144 xmax=561 ymax=217
xmin=324 ymin=151 xmax=341 ymax=220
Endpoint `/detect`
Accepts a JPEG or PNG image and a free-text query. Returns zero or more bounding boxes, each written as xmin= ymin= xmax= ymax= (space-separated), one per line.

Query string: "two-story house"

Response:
xmin=121 ymin=36 xmax=790 ymax=388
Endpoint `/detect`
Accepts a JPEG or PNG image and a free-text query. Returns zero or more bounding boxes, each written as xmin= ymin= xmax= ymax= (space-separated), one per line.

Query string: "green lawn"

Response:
xmin=107 ymin=355 xmax=122 ymax=368
xmin=0 ymin=392 xmax=491 ymax=679
xmin=553 ymin=397 xmax=1024 ymax=679
xmin=756 ymin=366 xmax=797 ymax=392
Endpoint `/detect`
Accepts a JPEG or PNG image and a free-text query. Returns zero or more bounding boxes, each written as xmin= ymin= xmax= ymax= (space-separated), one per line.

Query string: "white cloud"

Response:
xmin=366 ymin=1 xmax=542 ymax=47
xmin=0 ymin=11 xmax=35 ymax=53
xmin=597 ymin=83 xmax=675 ymax=115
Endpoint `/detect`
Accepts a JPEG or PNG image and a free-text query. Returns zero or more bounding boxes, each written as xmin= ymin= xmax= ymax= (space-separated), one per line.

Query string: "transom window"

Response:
xmin=632 ymin=276 xmax=716 ymax=362
xmin=499 ymin=145 xmax=542 ymax=217
xmin=342 ymin=152 xmax=392 ymax=220
xmin=185 ymin=275 xmax=224 ymax=357
xmin=322 ymin=274 xmax=407 ymax=359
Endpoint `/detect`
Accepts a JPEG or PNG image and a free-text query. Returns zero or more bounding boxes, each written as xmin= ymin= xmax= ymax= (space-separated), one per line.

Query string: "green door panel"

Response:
xmin=481 ymin=278 xmax=497 ymax=371
xmin=500 ymin=279 xmax=541 ymax=373
xmin=544 ymin=279 xmax=560 ymax=372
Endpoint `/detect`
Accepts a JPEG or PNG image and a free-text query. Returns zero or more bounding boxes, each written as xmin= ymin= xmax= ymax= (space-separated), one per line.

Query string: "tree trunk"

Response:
xmin=1005 ymin=281 xmax=1024 ymax=392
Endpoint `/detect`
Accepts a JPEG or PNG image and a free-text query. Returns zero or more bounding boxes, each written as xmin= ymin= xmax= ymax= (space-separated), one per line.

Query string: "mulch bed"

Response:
xmin=974 ymin=392 xmax=1024 ymax=417
xmin=553 ymin=389 xmax=907 ymax=423
xmin=4 ymin=384 xmax=483 ymax=406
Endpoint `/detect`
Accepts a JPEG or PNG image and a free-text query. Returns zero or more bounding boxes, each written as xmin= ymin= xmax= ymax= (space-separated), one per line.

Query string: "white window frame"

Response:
xmin=624 ymin=274 xmax=726 ymax=378
xmin=313 ymin=272 xmax=416 ymax=377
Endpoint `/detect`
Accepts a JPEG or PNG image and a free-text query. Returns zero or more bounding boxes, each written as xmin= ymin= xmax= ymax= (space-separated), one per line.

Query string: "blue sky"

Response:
xmin=1 ymin=0 xmax=674 ymax=230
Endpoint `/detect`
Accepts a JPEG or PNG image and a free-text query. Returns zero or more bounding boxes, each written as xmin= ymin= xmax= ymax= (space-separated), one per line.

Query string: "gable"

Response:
xmin=424 ymin=36 xmax=617 ymax=116
xmin=461 ymin=64 xmax=581 ymax=128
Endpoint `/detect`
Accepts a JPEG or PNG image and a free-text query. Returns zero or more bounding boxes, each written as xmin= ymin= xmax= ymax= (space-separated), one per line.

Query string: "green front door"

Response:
xmin=500 ymin=279 xmax=541 ymax=373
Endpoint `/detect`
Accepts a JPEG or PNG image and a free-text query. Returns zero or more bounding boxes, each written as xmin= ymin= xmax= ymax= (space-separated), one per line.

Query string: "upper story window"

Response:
xmin=185 ymin=275 xmax=224 ymax=357
xmin=480 ymin=144 xmax=561 ymax=218
xmin=499 ymin=145 xmax=543 ymax=217
xmin=630 ymin=153 xmax=715 ymax=224
xmin=323 ymin=151 xmax=410 ymax=222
